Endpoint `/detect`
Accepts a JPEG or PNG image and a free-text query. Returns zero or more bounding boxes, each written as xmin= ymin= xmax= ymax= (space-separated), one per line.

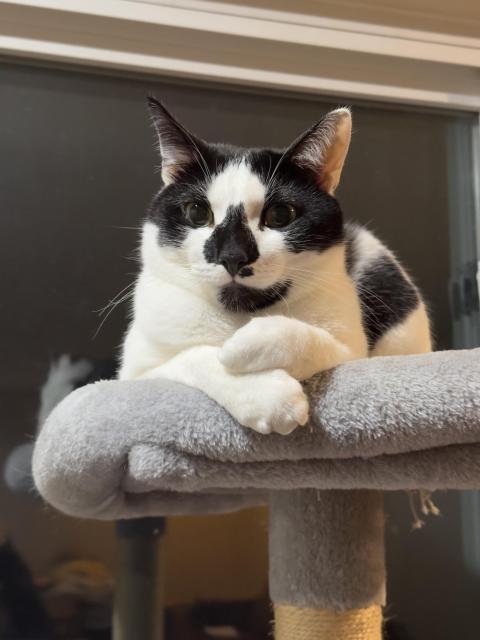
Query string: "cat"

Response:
xmin=119 ymin=97 xmax=431 ymax=435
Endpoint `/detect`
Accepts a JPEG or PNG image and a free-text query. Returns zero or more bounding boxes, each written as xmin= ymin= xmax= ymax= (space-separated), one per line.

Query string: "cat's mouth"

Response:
xmin=238 ymin=266 xmax=254 ymax=278
xmin=219 ymin=281 xmax=291 ymax=313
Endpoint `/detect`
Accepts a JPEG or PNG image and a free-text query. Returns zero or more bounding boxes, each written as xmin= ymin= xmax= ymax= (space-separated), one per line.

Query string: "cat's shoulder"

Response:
xmin=344 ymin=222 xmax=391 ymax=277
xmin=343 ymin=221 xmax=424 ymax=349
xmin=344 ymin=222 xmax=413 ymax=284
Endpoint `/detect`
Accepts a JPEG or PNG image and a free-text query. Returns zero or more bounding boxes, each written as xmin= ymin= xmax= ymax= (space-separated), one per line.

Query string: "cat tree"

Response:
xmin=32 ymin=348 xmax=480 ymax=639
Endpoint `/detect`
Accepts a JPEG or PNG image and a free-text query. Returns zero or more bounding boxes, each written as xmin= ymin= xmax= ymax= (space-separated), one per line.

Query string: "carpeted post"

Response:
xmin=270 ymin=489 xmax=385 ymax=640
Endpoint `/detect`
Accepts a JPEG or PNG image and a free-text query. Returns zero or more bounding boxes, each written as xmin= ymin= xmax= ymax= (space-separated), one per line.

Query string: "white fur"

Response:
xmin=120 ymin=158 xmax=430 ymax=434
xmin=372 ymin=302 xmax=431 ymax=356
xmin=207 ymin=159 xmax=265 ymax=221
xmin=348 ymin=226 xmax=385 ymax=280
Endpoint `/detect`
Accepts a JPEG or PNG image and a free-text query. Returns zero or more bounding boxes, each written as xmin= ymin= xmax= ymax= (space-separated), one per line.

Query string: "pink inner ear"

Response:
xmin=160 ymin=148 xmax=193 ymax=185
xmin=288 ymin=108 xmax=352 ymax=195
xmin=319 ymin=112 xmax=352 ymax=193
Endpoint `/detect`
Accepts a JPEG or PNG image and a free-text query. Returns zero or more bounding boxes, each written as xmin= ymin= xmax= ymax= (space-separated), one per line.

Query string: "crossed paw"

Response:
xmin=219 ymin=317 xmax=293 ymax=374
xmin=218 ymin=318 xmax=309 ymax=435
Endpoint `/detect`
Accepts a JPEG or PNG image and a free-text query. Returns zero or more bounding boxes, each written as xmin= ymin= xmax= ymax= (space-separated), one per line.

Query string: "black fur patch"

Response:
xmin=147 ymin=144 xmax=241 ymax=247
xmin=351 ymin=253 xmax=419 ymax=348
xmin=148 ymin=143 xmax=344 ymax=259
xmin=203 ymin=204 xmax=259 ymax=275
xmin=249 ymin=150 xmax=344 ymax=253
xmin=147 ymin=163 xmax=206 ymax=247
xmin=219 ymin=281 xmax=291 ymax=312
xmin=344 ymin=223 xmax=357 ymax=274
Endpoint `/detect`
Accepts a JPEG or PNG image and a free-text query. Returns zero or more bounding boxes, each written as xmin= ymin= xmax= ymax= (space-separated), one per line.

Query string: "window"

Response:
xmin=1 ymin=57 xmax=478 ymax=639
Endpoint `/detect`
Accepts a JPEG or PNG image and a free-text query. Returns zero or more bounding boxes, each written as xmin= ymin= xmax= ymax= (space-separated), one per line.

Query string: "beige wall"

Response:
xmin=165 ymin=510 xmax=268 ymax=604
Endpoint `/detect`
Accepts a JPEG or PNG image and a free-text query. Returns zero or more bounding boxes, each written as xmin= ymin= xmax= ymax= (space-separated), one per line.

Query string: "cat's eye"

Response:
xmin=264 ymin=204 xmax=296 ymax=229
xmin=184 ymin=202 xmax=213 ymax=227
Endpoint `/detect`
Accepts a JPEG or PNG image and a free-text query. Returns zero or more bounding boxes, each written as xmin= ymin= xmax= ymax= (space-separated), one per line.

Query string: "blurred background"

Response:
xmin=0 ymin=1 xmax=479 ymax=638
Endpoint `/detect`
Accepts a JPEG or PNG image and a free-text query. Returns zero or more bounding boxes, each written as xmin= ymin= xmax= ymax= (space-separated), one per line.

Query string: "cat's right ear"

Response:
xmin=147 ymin=96 xmax=207 ymax=185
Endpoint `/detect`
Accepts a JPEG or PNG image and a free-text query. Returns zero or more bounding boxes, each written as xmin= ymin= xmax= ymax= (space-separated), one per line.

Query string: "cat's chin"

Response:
xmin=218 ymin=281 xmax=291 ymax=313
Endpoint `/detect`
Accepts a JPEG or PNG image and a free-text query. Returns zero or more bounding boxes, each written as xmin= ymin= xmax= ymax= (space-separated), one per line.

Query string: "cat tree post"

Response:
xmin=270 ymin=489 xmax=385 ymax=640
xmin=113 ymin=517 xmax=166 ymax=640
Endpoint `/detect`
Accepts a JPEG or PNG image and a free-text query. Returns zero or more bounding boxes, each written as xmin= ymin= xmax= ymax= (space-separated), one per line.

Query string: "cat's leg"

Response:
xmin=219 ymin=316 xmax=359 ymax=381
xmin=130 ymin=345 xmax=309 ymax=435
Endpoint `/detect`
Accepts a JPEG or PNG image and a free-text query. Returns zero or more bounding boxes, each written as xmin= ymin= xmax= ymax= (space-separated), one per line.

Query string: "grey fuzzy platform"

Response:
xmin=33 ymin=348 xmax=480 ymax=520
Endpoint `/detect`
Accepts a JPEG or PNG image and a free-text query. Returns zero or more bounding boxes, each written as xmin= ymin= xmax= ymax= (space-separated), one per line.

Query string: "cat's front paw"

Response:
xmin=219 ymin=317 xmax=292 ymax=374
xmin=234 ymin=369 xmax=309 ymax=435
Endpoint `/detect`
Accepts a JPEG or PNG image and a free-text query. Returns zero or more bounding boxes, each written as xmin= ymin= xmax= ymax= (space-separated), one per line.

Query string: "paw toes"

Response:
xmin=295 ymin=395 xmax=310 ymax=426
xmin=218 ymin=347 xmax=237 ymax=370
xmin=254 ymin=419 xmax=271 ymax=434
xmin=273 ymin=419 xmax=298 ymax=436
xmin=218 ymin=343 xmax=247 ymax=372
xmin=273 ymin=392 xmax=309 ymax=435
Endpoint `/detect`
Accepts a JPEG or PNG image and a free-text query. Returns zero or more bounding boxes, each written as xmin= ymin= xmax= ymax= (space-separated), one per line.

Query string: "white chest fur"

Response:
xmin=120 ymin=234 xmax=367 ymax=381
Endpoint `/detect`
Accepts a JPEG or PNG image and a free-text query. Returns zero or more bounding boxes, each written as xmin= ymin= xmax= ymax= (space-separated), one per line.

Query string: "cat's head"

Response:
xmin=142 ymin=96 xmax=351 ymax=312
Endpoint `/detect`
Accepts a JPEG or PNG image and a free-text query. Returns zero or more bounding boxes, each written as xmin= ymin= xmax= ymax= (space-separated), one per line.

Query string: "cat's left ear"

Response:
xmin=286 ymin=108 xmax=352 ymax=194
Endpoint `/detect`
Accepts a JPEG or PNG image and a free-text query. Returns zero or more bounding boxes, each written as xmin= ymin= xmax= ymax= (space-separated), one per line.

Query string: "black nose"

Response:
xmin=219 ymin=252 xmax=249 ymax=277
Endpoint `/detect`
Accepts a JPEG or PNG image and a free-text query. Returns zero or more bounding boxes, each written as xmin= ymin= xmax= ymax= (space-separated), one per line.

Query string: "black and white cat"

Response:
xmin=119 ymin=98 xmax=431 ymax=434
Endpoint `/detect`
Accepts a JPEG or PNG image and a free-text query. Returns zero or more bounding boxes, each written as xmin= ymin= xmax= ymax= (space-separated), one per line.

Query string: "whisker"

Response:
xmin=93 ymin=288 xmax=135 ymax=339
xmin=96 ymin=281 xmax=136 ymax=315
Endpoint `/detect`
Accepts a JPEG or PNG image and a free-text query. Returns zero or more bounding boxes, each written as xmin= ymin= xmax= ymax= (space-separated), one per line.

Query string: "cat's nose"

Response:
xmin=219 ymin=253 xmax=248 ymax=277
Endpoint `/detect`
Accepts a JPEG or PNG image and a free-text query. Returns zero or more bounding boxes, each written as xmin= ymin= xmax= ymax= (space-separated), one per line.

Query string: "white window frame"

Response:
xmin=0 ymin=0 xmax=479 ymax=111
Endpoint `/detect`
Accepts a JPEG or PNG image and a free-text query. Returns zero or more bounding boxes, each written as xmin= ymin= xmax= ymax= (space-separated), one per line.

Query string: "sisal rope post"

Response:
xmin=274 ymin=604 xmax=382 ymax=640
